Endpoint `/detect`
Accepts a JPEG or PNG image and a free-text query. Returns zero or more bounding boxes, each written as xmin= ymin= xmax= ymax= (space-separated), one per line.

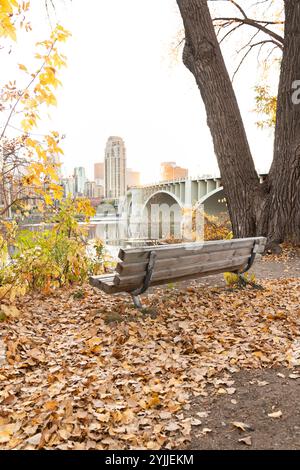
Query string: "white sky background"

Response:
xmin=1 ymin=0 xmax=280 ymax=183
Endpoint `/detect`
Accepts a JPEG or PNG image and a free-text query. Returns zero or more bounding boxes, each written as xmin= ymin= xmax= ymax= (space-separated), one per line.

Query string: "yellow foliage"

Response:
xmin=254 ymin=85 xmax=277 ymax=129
xmin=223 ymin=272 xmax=257 ymax=288
xmin=204 ymin=213 xmax=232 ymax=241
xmin=1 ymin=20 xmax=71 ymax=221
xmin=0 ymin=4 xmax=76 ymax=307
xmin=0 ymin=198 xmax=103 ymax=306
xmin=0 ymin=0 xmax=30 ymax=41
xmin=19 ymin=25 xmax=71 ymax=133
xmin=18 ymin=63 xmax=28 ymax=72
xmin=223 ymin=272 xmax=240 ymax=287
xmin=0 ymin=0 xmax=18 ymax=40
xmin=52 ymin=24 xmax=71 ymax=43
xmin=76 ymin=199 xmax=96 ymax=220
xmin=191 ymin=211 xmax=232 ymax=241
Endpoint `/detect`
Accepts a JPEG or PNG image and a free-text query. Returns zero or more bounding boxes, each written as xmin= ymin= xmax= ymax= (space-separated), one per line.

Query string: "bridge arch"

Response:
xmin=125 ymin=186 xmax=228 ymax=240
xmin=194 ymin=186 xmax=227 ymax=216
xmin=143 ymin=190 xmax=184 ymax=211
xmin=142 ymin=190 xmax=183 ymax=239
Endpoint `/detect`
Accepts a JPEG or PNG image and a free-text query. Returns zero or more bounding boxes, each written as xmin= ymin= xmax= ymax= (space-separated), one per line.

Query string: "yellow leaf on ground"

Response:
xmin=44 ymin=400 xmax=58 ymax=411
xmin=232 ymin=421 xmax=254 ymax=432
xmin=0 ymin=424 xmax=17 ymax=444
xmin=268 ymin=410 xmax=282 ymax=418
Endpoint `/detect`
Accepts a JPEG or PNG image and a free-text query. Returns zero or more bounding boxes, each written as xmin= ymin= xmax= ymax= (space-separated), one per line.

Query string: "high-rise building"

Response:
xmin=104 ymin=136 xmax=126 ymax=199
xmin=84 ymin=181 xmax=96 ymax=198
xmin=160 ymin=162 xmax=188 ymax=181
xmin=84 ymin=181 xmax=104 ymax=199
xmin=74 ymin=167 xmax=86 ymax=195
xmin=62 ymin=176 xmax=75 ymax=197
xmin=95 ymin=184 xmax=104 ymax=198
xmin=127 ymin=168 xmax=141 ymax=188
xmin=94 ymin=162 xmax=104 ymax=186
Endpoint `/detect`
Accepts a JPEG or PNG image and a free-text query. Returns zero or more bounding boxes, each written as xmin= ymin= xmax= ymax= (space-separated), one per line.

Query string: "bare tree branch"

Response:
xmin=219 ymin=22 xmax=243 ymax=43
xmin=232 ymin=39 xmax=281 ymax=81
xmin=213 ymin=16 xmax=284 ymax=44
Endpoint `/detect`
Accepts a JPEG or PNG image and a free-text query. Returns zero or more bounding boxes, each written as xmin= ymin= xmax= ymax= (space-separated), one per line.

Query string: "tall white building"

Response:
xmin=104 ymin=137 xmax=126 ymax=199
xmin=84 ymin=181 xmax=95 ymax=198
xmin=62 ymin=176 xmax=75 ymax=197
xmin=74 ymin=167 xmax=86 ymax=195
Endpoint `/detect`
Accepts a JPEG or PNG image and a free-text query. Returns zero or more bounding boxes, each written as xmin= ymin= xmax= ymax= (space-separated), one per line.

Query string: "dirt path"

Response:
xmin=180 ymin=252 xmax=300 ymax=289
xmin=186 ymin=368 xmax=300 ymax=450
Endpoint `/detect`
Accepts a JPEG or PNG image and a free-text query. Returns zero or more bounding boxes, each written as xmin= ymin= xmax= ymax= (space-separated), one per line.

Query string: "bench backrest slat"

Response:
xmin=118 ymin=237 xmax=265 ymax=263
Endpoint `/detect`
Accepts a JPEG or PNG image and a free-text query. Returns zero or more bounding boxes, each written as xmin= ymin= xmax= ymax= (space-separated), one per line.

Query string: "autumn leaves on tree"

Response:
xmin=176 ymin=0 xmax=300 ymax=250
xmin=0 ymin=1 xmax=71 ymax=216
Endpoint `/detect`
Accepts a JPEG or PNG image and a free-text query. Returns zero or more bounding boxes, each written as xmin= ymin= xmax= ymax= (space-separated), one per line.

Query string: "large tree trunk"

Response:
xmin=176 ymin=0 xmax=300 ymax=247
xmin=176 ymin=0 xmax=262 ymax=239
xmin=267 ymin=0 xmax=300 ymax=244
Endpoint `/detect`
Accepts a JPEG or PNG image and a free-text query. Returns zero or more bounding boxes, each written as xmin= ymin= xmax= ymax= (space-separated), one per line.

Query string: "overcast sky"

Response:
xmin=1 ymin=0 xmax=278 ymax=183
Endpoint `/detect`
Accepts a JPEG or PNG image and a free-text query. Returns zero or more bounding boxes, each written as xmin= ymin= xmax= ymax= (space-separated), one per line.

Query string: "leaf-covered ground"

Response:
xmin=0 ymin=271 xmax=300 ymax=449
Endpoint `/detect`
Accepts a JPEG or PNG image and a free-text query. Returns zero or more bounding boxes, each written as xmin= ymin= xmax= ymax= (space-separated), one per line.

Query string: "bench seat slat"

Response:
xmin=89 ymin=274 xmax=119 ymax=294
xmin=90 ymin=263 xmax=246 ymax=295
xmin=129 ymin=265 xmax=246 ymax=290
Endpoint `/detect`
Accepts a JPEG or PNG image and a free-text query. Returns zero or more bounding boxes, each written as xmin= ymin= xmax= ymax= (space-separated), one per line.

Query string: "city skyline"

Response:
xmin=61 ymin=135 xmax=192 ymax=196
xmin=61 ymin=161 xmax=217 ymax=192
xmin=62 ymin=136 xmax=142 ymax=201
xmin=60 ymin=135 xmax=194 ymax=202
xmin=60 ymin=134 xmax=213 ymax=187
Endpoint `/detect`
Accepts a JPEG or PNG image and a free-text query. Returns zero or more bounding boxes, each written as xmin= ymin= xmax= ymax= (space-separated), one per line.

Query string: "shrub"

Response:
xmin=203 ymin=212 xmax=232 ymax=241
xmin=12 ymin=229 xmax=90 ymax=290
xmin=223 ymin=272 xmax=257 ymax=288
xmin=161 ymin=211 xmax=232 ymax=243
xmin=0 ymin=198 xmax=108 ymax=301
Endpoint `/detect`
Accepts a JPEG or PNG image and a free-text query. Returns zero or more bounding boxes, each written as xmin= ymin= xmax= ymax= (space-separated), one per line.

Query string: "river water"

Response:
xmin=19 ymin=216 xmax=175 ymax=260
xmin=88 ymin=216 xmax=164 ymax=259
xmin=87 ymin=217 xmax=128 ymax=258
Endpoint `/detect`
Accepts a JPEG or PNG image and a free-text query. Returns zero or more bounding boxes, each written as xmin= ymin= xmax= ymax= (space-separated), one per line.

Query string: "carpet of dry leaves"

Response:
xmin=263 ymin=243 xmax=300 ymax=263
xmin=1 ymin=277 xmax=300 ymax=450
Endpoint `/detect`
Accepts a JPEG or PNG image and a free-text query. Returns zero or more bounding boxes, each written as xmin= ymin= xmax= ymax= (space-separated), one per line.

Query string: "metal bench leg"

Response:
xmin=131 ymin=294 xmax=143 ymax=310
xmin=130 ymin=251 xmax=157 ymax=310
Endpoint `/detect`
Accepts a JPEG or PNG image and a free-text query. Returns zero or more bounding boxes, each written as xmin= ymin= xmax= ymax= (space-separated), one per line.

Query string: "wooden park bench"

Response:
xmin=89 ymin=237 xmax=266 ymax=309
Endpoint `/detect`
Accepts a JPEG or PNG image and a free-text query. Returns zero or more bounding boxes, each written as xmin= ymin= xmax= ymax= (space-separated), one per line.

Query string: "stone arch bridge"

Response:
xmin=122 ymin=175 xmax=266 ymax=240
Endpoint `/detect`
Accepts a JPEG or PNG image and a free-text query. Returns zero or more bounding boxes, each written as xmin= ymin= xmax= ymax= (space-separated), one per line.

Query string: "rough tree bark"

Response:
xmin=267 ymin=0 xmax=300 ymax=245
xmin=176 ymin=0 xmax=300 ymax=248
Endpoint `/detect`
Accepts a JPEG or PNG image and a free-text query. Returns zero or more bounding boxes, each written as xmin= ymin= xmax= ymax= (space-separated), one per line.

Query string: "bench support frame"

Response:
xmin=130 ymin=251 xmax=157 ymax=309
xmin=131 ymin=294 xmax=143 ymax=309
xmin=234 ymin=241 xmax=258 ymax=275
